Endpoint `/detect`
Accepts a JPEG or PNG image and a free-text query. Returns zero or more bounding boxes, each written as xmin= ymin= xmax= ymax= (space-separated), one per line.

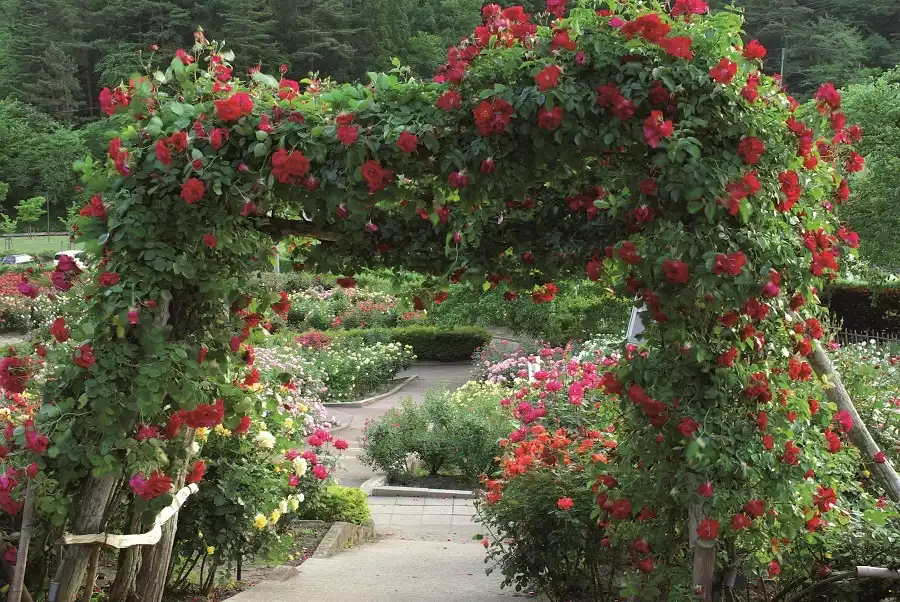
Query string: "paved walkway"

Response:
xmin=230 ymin=362 xmax=531 ymax=601
xmin=229 ymin=539 xmax=525 ymax=602
xmin=369 ymin=495 xmax=482 ymax=542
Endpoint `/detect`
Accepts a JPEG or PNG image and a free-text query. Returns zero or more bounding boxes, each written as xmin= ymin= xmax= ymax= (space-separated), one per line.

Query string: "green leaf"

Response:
xmin=252 ymin=71 xmax=280 ymax=89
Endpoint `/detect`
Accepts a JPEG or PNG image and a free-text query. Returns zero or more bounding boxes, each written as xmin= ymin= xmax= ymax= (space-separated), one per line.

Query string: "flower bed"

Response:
xmin=255 ymin=334 xmax=415 ymax=403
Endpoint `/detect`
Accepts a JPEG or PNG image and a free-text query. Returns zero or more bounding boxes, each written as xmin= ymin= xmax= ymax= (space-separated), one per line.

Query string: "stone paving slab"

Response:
xmin=228 ymin=539 xmax=534 ymax=601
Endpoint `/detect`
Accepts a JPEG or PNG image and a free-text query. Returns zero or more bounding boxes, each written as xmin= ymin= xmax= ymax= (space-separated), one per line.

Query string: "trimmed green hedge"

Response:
xmin=327 ymin=326 xmax=490 ymax=362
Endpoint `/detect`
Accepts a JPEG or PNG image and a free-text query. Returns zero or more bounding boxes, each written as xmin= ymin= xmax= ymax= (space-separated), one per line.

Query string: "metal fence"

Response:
xmin=835 ymin=329 xmax=900 ymax=346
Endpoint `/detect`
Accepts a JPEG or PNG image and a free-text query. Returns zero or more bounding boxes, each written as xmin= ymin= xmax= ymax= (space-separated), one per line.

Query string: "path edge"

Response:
xmin=322 ymin=374 xmax=419 ymax=409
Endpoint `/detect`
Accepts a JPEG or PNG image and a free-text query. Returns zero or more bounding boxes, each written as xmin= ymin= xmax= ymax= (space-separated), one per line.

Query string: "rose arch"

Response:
xmin=4 ymin=0 xmax=897 ymax=601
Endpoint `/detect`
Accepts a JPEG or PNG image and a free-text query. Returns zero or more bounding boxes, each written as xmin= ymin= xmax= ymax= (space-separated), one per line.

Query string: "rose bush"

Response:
xmin=0 ymin=0 xmax=888 ymax=599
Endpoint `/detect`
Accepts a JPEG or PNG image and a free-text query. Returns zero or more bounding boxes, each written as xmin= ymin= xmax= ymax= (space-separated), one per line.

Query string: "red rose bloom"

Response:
xmin=717 ymin=347 xmax=738 ymax=368
xmin=397 ymin=131 xmax=418 ymax=153
xmin=73 ymin=344 xmax=96 ymax=369
xmin=202 ymin=233 xmax=217 ymax=248
xmin=744 ymin=498 xmax=765 ymax=518
xmin=697 ymin=481 xmax=713 ymax=498
xmin=659 ymin=36 xmax=693 ymax=60
xmin=186 ymin=460 xmax=206 ymax=484
xmin=535 ymin=65 xmax=562 ymax=91
xmin=845 ymin=151 xmax=864 ymax=173
xmin=662 ymin=259 xmax=689 ymax=284
xmin=556 ymin=497 xmax=574 ymax=510
xmin=815 ymin=82 xmax=840 ymax=113
xmin=713 ymin=251 xmax=746 ymax=276
xmin=742 ymin=40 xmax=767 ymax=60
xmin=361 ymin=160 xmax=392 ymax=193
xmin=436 ymin=90 xmax=462 ymax=111
xmin=214 ymin=92 xmax=254 ymax=122
xmin=235 ymin=415 xmax=252 ymax=434
xmin=874 ymin=451 xmax=886 ymax=464
xmin=185 ymin=398 xmax=225 ymax=428
xmin=537 ymin=106 xmax=563 ymax=130
xmin=731 ymin=513 xmax=752 ymax=531
xmin=737 ymin=136 xmax=765 ymax=164
xmin=709 ymin=58 xmax=737 ymax=84
xmin=50 ymin=317 xmax=69 ymax=342
xmin=671 ymin=0 xmax=708 ymax=16
xmin=140 ymin=471 xmax=173 ymax=501
xmin=336 ymin=125 xmax=359 ymax=146
xmin=155 ymin=139 xmax=172 ymax=166
xmin=98 ymin=272 xmax=120 ymax=287
xmin=642 ymin=110 xmax=674 ymax=148
xmin=180 ymin=177 xmax=206 ymax=204
xmin=676 ymin=416 xmax=699 ymax=437
xmin=697 ymin=518 xmax=719 ymax=540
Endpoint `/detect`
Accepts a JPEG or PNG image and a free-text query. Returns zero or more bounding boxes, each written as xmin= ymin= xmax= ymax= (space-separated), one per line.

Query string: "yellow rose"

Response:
xmin=214 ymin=424 xmax=231 ymax=437
xmin=274 ymin=466 xmax=282 ymax=473
xmin=253 ymin=514 xmax=267 ymax=530
xmin=206 ymin=546 xmax=215 ymax=554
xmin=270 ymin=509 xmax=282 ymax=525
xmin=288 ymin=497 xmax=300 ymax=512
xmin=196 ymin=428 xmax=209 ymax=442
xmin=279 ymin=499 xmax=289 ymax=514
xmin=862 ymin=470 xmax=871 ymax=478
xmin=283 ymin=418 xmax=294 ymax=429
xmin=296 ymin=403 xmax=308 ymax=414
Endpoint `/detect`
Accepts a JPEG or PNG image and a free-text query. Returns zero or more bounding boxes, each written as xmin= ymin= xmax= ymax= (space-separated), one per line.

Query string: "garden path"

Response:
xmin=227 ymin=362 xmax=533 ymax=601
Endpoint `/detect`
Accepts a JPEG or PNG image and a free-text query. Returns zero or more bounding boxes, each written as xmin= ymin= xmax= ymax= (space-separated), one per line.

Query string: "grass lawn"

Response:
xmin=1 ymin=235 xmax=83 ymax=256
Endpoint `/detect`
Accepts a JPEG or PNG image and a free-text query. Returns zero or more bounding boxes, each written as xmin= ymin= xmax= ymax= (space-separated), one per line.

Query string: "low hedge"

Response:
xmin=327 ymin=326 xmax=490 ymax=362
xmin=822 ymin=282 xmax=900 ymax=333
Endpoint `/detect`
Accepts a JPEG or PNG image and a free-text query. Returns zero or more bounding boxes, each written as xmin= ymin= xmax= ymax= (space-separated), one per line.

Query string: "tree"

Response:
xmin=271 ymin=0 xmax=359 ymax=79
xmin=210 ymin=0 xmax=281 ymax=73
xmin=840 ymin=69 xmax=900 ymax=271
xmin=4 ymin=4 xmax=895 ymax=602
xmin=15 ymin=196 xmax=46 ymax=234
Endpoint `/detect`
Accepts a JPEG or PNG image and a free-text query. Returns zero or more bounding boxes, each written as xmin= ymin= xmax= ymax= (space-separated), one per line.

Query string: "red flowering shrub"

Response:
xmin=18 ymin=0 xmax=884 ymax=599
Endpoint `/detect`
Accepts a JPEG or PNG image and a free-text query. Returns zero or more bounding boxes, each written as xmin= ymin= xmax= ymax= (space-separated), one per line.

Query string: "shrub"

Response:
xmin=360 ymin=383 xmax=513 ymax=484
xmin=326 ymin=326 xmax=490 ymax=362
xmin=301 ymin=485 xmax=372 ymax=525
xmin=390 ymin=326 xmax=490 ymax=361
xmin=432 ymin=281 xmax=631 ymax=345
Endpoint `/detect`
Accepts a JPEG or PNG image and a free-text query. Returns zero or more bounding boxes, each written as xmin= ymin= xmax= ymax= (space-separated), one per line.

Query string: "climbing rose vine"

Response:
xmin=0 ymin=0 xmax=883 ymax=600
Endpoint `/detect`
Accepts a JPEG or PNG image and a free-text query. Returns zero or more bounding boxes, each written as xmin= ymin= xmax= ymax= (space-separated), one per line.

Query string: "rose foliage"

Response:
xmin=0 ymin=0 xmax=886 ymax=598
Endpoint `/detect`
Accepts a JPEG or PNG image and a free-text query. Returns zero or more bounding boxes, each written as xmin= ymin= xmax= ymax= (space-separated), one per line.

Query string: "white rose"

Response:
xmin=293 ymin=457 xmax=308 ymax=476
xmin=254 ymin=431 xmax=276 ymax=449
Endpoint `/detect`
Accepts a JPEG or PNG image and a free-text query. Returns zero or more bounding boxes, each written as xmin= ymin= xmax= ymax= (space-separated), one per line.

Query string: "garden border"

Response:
xmin=361 ymin=474 xmax=477 ymax=499
xmin=321 ymin=374 xmax=419 ymax=409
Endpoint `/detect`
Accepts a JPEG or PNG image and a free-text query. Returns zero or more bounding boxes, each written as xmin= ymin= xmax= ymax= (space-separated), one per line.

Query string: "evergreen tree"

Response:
xmin=211 ymin=0 xmax=281 ymax=73
xmin=272 ymin=0 xmax=358 ymax=80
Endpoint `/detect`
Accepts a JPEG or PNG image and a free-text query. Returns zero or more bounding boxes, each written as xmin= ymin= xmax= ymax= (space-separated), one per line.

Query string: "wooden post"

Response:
xmin=688 ymin=502 xmax=714 ymax=602
xmin=132 ymin=430 xmax=195 ymax=602
xmin=80 ymin=547 xmax=101 ymax=602
xmin=50 ymin=474 xmax=119 ymax=602
xmin=806 ymin=338 xmax=900 ymax=502
xmin=8 ymin=480 xmax=36 ymax=602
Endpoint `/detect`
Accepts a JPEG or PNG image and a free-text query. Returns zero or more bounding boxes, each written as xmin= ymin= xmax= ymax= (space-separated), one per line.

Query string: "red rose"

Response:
xmin=696 ymin=481 xmax=713 ymax=498
xmin=98 ymin=272 xmax=120 ymax=287
xmin=434 ymin=291 xmax=449 ymax=304
xmin=184 ymin=398 xmax=225 ymax=428
xmin=742 ymin=40 xmax=767 ymax=60
xmin=713 ymin=251 xmax=746 ymax=276
xmin=180 ymin=177 xmax=206 ymax=204
xmin=556 ymin=497 xmax=574 ymax=511
xmin=163 ymin=412 xmax=183 ymax=440
xmin=202 ymin=233 xmax=217 ymax=248
xmin=671 ymin=0 xmax=708 ymax=16
xmin=336 ymin=125 xmax=359 ymax=146
xmin=642 ymin=110 xmax=673 ymax=148
xmin=697 ymin=518 xmax=719 ymax=540
xmin=214 ymin=92 xmax=254 ymax=122
xmin=50 ymin=317 xmax=69 ymax=343
xmin=155 ymin=139 xmax=172 ymax=166
xmin=662 ymin=259 xmax=689 ymax=284
xmin=762 ymin=434 xmax=774 ymax=450
xmin=717 ymin=347 xmax=738 ymax=368
xmin=737 ymin=136 xmax=765 ymax=165
xmin=436 ymin=90 xmax=462 ymax=111
xmin=535 ymin=64 xmax=562 ymax=91
xmin=169 ymin=131 xmax=188 ymax=152
xmin=186 ymin=460 xmax=206 ymax=484
xmin=874 ymin=451 xmax=886 ymax=464
xmin=0 ymin=356 xmax=29 ymax=393
xmin=73 ymin=344 xmax=95 ymax=369
xmin=676 ymin=416 xmax=699 ymax=437
xmin=537 ymin=106 xmax=563 ymax=130
xmin=659 ymin=36 xmax=693 ymax=60
xmin=731 ymin=513 xmax=751 ymax=531
xmin=397 ymin=131 xmax=418 ymax=153
xmin=448 ymin=171 xmax=469 ymax=189
xmin=845 ymin=151 xmax=864 ymax=173
xmin=815 ymin=83 xmax=840 ymax=113
xmin=637 ymin=557 xmax=654 ymax=574
xmin=744 ymin=499 xmax=765 ymax=518
xmin=709 ymin=58 xmax=737 ymax=84
xmin=361 ymin=160 xmax=393 ymax=193
xmin=235 ymin=415 xmax=252 ymax=434
xmin=209 ymin=128 xmax=228 ymax=150
xmin=610 ymin=498 xmax=632 ymax=520
xmin=139 ymin=471 xmax=173 ymax=501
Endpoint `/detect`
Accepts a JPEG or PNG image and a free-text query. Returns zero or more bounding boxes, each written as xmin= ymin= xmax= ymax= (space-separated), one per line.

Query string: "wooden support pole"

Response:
xmin=8 ymin=481 xmax=36 ymax=602
xmin=806 ymin=337 xmax=900 ymax=502
xmin=80 ymin=547 xmax=101 ymax=602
